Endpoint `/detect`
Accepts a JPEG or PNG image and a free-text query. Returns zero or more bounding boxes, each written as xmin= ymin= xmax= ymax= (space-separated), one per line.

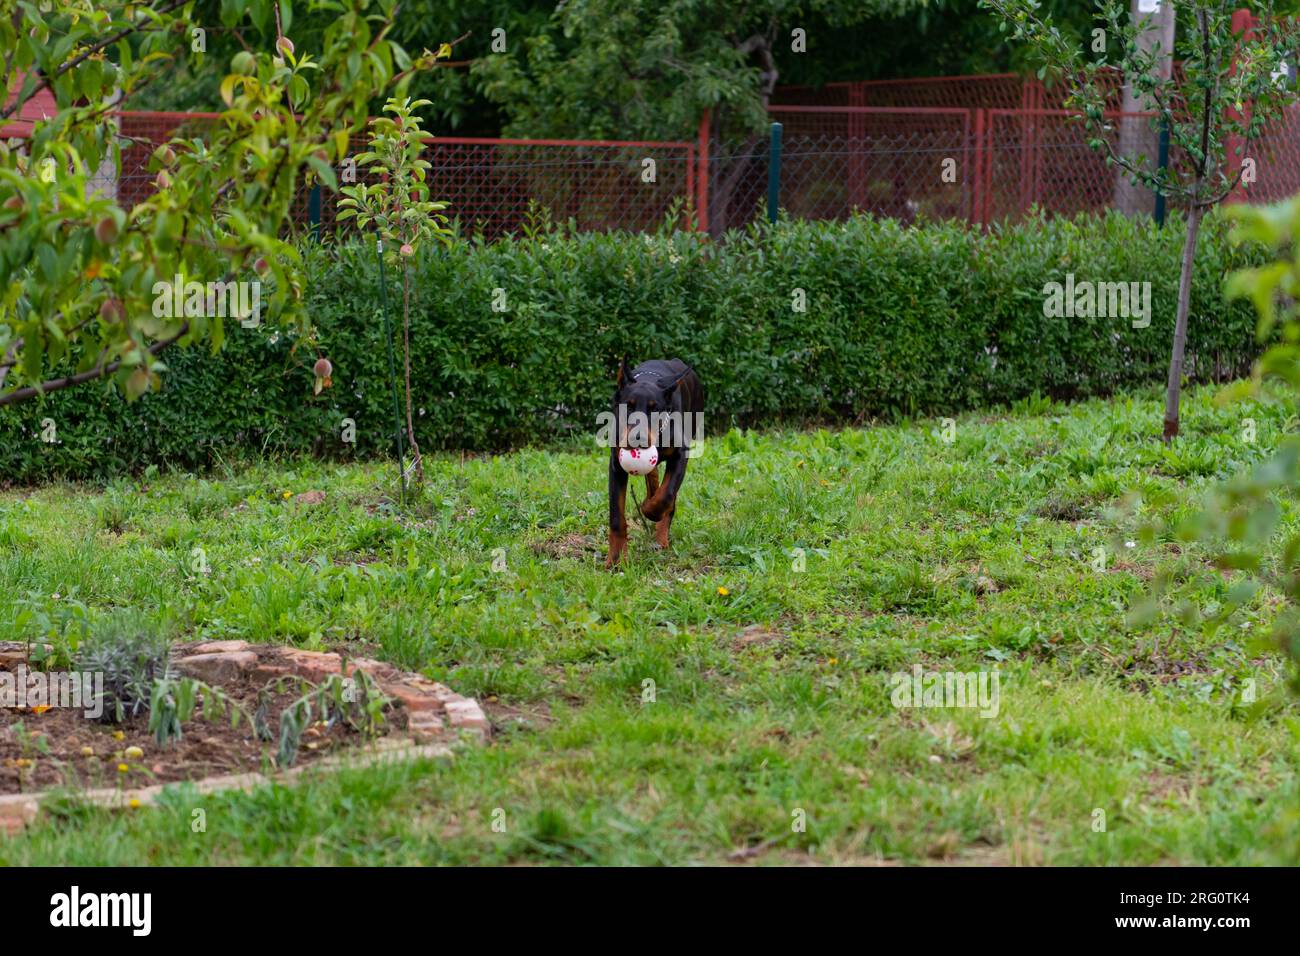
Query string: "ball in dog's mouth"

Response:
xmin=618 ymin=446 xmax=659 ymax=475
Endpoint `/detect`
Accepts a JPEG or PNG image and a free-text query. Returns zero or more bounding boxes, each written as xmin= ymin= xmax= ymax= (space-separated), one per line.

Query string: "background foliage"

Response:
xmin=0 ymin=209 xmax=1265 ymax=483
xmin=0 ymin=0 xmax=443 ymax=408
xmin=133 ymin=0 xmax=1072 ymax=139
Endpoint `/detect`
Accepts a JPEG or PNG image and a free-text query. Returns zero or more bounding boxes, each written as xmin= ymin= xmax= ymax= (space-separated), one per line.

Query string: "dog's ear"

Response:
xmin=616 ymin=356 xmax=630 ymax=387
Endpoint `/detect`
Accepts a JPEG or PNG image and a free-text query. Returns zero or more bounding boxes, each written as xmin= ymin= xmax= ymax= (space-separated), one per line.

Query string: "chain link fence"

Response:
xmin=705 ymin=109 xmax=1175 ymax=233
xmin=68 ymin=89 xmax=1300 ymax=239
xmin=89 ymin=112 xmax=697 ymax=239
xmin=705 ymin=107 xmax=974 ymax=232
xmin=772 ymin=71 xmax=1131 ymax=114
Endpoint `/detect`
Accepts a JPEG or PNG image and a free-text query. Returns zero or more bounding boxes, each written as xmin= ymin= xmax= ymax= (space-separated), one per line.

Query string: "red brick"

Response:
xmin=444 ymin=698 xmax=490 ymax=736
xmin=174 ymin=650 xmax=257 ymax=683
xmin=407 ymin=711 xmax=445 ymax=739
xmin=0 ymin=795 xmax=39 ymax=835
xmin=191 ymin=639 xmax=252 ymax=655
xmin=381 ymin=682 xmax=443 ymax=713
xmin=278 ymin=649 xmax=343 ymax=681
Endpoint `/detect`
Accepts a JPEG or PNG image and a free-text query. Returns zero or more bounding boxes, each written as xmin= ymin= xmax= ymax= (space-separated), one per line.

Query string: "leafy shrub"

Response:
xmin=76 ymin=621 xmax=175 ymax=723
xmin=0 ymin=209 xmax=1266 ymax=483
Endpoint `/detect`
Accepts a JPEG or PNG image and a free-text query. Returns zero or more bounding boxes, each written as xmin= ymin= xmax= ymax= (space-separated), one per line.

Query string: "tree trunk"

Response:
xmin=710 ymin=131 xmax=761 ymax=238
xmin=706 ymin=33 xmax=779 ymax=238
xmin=402 ymin=263 xmax=423 ymax=482
xmin=736 ymin=34 xmax=778 ymax=109
xmin=1163 ymin=202 xmax=1203 ymax=442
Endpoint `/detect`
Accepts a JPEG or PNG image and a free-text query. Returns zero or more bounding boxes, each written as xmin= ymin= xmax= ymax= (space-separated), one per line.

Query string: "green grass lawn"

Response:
xmin=2 ymin=380 xmax=1299 ymax=865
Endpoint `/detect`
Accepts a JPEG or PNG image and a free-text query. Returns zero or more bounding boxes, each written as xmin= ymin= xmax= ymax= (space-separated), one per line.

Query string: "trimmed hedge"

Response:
xmin=0 ymin=209 xmax=1265 ymax=483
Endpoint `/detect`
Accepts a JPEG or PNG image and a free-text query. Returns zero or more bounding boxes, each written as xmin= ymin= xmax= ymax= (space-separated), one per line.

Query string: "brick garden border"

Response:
xmin=0 ymin=640 xmax=489 ymax=834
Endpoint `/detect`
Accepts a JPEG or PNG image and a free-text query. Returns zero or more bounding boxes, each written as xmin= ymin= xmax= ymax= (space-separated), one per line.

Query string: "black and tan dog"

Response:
xmin=607 ymin=358 xmax=705 ymax=568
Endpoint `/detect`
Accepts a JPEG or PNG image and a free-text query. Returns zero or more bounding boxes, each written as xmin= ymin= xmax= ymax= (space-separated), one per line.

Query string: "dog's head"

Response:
xmin=614 ymin=358 xmax=684 ymax=449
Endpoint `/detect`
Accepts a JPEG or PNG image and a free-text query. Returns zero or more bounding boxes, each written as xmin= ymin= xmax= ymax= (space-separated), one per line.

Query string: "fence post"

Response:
xmin=767 ymin=121 xmax=783 ymax=224
xmin=308 ymin=183 xmax=322 ymax=241
xmin=697 ymin=111 xmax=711 ymax=233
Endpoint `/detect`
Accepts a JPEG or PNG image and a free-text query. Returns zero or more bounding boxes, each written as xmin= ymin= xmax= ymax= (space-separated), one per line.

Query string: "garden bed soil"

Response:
xmin=0 ymin=640 xmax=489 ymax=798
xmin=2 ymin=668 xmax=365 ymax=794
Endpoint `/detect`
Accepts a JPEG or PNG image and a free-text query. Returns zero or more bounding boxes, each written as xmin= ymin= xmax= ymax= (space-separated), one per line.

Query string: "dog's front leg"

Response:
xmin=606 ymin=448 xmax=630 ymax=568
xmin=642 ymin=466 xmax=671 ymax=549
xmin=640 ymin=449 xmax=688 ymax=523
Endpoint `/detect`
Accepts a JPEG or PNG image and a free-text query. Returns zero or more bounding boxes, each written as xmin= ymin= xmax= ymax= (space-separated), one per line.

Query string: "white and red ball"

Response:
xmin=619 ymin=446 xmax=659 ymax=476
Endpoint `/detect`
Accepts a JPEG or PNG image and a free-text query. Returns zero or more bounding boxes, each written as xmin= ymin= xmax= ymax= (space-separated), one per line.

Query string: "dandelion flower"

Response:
xmin=117 ymin=763 xmax=129 ymax=773
xmin=717 ymin=586 xmax=729 ymax=596
xmin=124 ymin=746 xmax=144 ymax=760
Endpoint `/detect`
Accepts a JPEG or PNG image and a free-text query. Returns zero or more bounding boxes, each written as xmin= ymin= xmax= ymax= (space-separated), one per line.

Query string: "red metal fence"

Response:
xmin=981 ymin=109 xmax=1162 ymax=222
xmin=703 ymin=105 xmax=1173 ymax=233
xmin=420 ymin=137 xmax=694 ymax=239
xmin=772 ymin=72 xmax=1128 ymax=113
xmin=1245 ymin=106 xmax=1300 ymax=201
xmin=93 ymin=112 xmax=697 ymax=240
xmin=75 ymin=73 xmax=1300 ymax=238
xmin=703 ymin=106 xmax=975 ymax=233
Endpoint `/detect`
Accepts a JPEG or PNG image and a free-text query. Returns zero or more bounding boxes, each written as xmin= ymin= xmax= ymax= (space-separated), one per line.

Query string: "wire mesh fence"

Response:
xmin=419 ymin=138 xmax=695 ymax=240
xmin=89 ymin=112 xmax=698 ymax=239
xmin=772 ymin=71 xmax=1132 ymax=114
xmin=69 ymin=91 xmax=1300 ymax=239
xmin=981 ymin=109 xmax=1162 ymax=222
xmin=704 ymin=115 xmax=975 ymax=233
xmin=705 ymin=108 xmax=1175 ymax=232
xmin=1237 ymin=106 xmax=1300 ymax=202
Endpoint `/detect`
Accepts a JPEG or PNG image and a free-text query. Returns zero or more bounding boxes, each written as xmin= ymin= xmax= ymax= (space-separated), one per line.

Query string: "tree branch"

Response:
xmin=0 ymin=323 xmax=189 ymax=407
xmin=1196 ymin=9 xmax=1214 ymax=183
xmin=1 ymin=0 xmax=189 ymax=120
